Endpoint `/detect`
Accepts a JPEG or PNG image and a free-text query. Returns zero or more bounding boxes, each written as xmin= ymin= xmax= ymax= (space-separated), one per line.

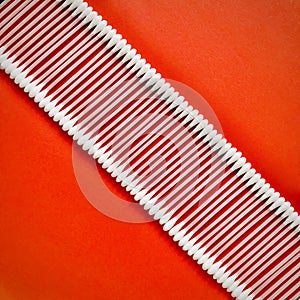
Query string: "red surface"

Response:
xmin=0 ymin=0 xmax=299 ymax=299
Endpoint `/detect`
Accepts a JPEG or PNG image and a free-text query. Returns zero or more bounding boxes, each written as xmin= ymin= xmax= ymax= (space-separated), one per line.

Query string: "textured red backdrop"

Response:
xmin=0 ymin=1 xmax=299 ymax=299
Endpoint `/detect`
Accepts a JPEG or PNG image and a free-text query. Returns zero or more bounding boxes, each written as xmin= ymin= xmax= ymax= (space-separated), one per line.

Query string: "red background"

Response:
xmin=0 ymin=1 xmax=299 ymax=299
